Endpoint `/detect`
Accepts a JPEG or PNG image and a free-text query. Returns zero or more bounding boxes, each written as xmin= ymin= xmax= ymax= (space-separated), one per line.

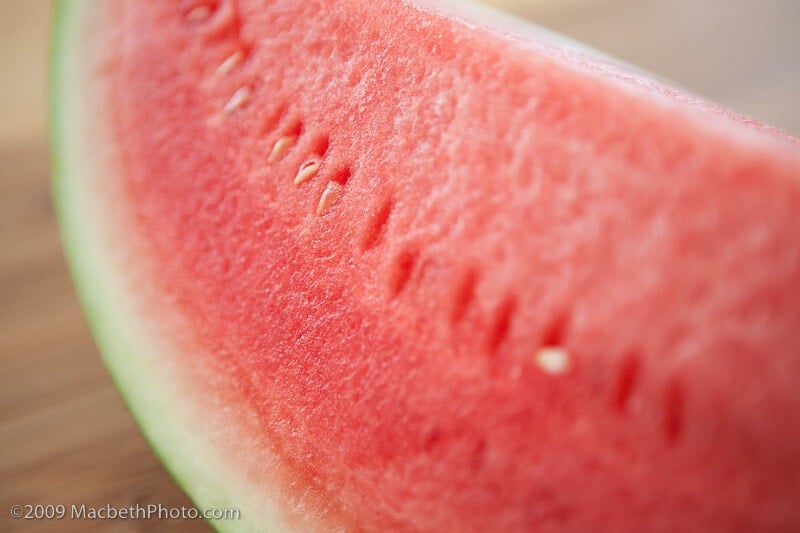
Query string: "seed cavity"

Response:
xmin=423 ymin=427 xmax=443 ymax=453
xmin=613 ymin=352 xmax=640 ymax=412
xmin=285 ymin=119 xmax=304 ymax=137
xmin=294 ymin=161 xmax=320 ymax=186
xmin=451 ymin=269 xmax=477 ymax=325
xmin=663 ymin=377 xmax=685 ymax=444
xmin=362 ymin=198 xmax=393 ymax=251
xmin=535 ymin=347 xmax=571 ymax=375
xmin=268 ymin=135 xmax=297 ymax=163
xmin=487 ymin=297 xmax=516 ymax=353
xmin=471 ymin=439 xmax=487 ymax=473
xmin=542 ymin=313 xmax=569 ymax=347
xmin=215 ymin=49 xmax=244 ymax=76
xmin=223 ymin=86 xmax=251 ymax=114
xmin=316 ymin=181 xmax=343 ymax=216
xmin=389 ymin=249 xmax=418 ymax=297
xmin=309 ymin=135 xmax=331 ymax=159
xmin=331 ymin=166 xmax=352 ymax=186
xmin=186 ymin=5 xmax=213 ymax=22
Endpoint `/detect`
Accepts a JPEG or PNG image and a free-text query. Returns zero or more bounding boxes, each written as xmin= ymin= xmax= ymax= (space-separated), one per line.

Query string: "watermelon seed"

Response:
xmin=389 ymin=249 xmax=418 ymax=297
xmin=186 ymin=5 xmax=213 ymax=22
xmin=223 ymin=86 xmax=251 ymax=114
xmin=663 ymin=377 xmax=685 ymax=444
xmin=268 ymin=135 xmax=297 ymax=163
xmin=294 ymin=161 xmax=320 ymax=186
xmin=535 ymin=347 xmax=571 ymax=375
xmin=487 ymin=297 xmax=516 ymax=352
xmin=362 ymin=198 xmax=394 ymax=251
xmin=316 ymin=182 xmax=344 ymax=216
xmin=451 ymin=269 xmax=477 ymax=324
xmin=215 ymin=49 xmax=244 ymax=76
xmin=613 ymin=352 xmax=640 ymax=412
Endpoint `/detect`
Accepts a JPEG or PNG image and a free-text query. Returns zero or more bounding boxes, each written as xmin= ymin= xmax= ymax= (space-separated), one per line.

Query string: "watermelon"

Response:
xmin=50 ymin=0 xmax=800 ymax=530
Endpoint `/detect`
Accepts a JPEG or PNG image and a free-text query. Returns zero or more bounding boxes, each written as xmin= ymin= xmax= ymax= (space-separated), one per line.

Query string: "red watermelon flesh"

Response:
xmin=50 ymin=0 xmax=800 ymax=530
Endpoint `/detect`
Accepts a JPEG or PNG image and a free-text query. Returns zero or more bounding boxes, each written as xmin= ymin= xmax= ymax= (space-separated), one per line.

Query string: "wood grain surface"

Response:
xmin=1 ymin=1 xmax=798 ymax=531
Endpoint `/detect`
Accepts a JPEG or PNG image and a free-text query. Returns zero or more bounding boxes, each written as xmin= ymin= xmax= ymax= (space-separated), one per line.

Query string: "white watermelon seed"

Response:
xmin=316 ymin=182 xmax=344 ymax=215
xmin=294 ymin=161 xmax=320 ymax=186
xmin=223 ymin=87 xmax=251 ymax=114
xmin=268 ymin=135 xmax=297 ymax=163
xmin=216 ymin=50 xmax=244 ymax=76
xmin=535 ymin=347 xmax=571 ymax=375
xmin=186 ymin=6 xmax=212 ymax=22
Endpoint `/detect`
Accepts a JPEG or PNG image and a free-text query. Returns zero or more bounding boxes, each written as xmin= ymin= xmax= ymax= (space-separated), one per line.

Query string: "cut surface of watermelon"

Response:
xmin=51 ymin=0 xmax=800 ymax=531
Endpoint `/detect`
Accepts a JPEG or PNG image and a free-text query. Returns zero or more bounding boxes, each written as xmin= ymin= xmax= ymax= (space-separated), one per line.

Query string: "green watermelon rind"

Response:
xmin=49 ymin=2 xmax=284 ymax=530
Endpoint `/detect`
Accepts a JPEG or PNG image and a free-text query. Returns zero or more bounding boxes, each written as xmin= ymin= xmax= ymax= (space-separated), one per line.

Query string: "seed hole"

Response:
xmin=286 ymin=120 xmax=304 ymax=138
xmin=451 ymin=269 xmax=478 ymax=325
xmin=613 ymin=351 xmax=640 ymax=413
xmin=663 ymin=377 xmax=685 ymax=445
xmin=362 ymin=198 xmax=393 ymax=251
xmin=389 ymin=249 xmax=418 ymax=297
xmin=423 ymin=428 xmax=443 ymax=453
xmin=194 ymin=0 xmax=242 ymax=40
xmin=487 ymin=297 xmax=516 ymax=353
xmin=542 ymin=313 xmax=569 ymax=347
xmin=347 ymin=69 xmax=365 ymax=88
xmin=331 ymin=166 xmax=351 ymax=186
xmin=185 ymin=2 xmax=217 ymax=22
xmin=259 ymin=104 xmax=287 ymax=134
xmin=471 ymin=439 xmax=487 ymax=473
xmin=309 ymin=134 xmax=330 ymax=159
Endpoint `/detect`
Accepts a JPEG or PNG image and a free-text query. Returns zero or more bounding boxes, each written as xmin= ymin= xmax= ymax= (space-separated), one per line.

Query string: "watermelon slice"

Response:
xmin=50 ymin=0 xmax=800 ymax=530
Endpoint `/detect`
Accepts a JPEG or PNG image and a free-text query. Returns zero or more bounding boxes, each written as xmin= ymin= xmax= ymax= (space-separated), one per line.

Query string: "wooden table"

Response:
xmin=1 ymin=1 xmax=797 ymax=531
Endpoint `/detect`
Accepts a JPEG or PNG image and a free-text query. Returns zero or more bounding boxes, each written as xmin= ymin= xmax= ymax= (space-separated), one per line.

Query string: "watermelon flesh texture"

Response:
xmin=51 ymin=0 xmax=800 ymax=531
